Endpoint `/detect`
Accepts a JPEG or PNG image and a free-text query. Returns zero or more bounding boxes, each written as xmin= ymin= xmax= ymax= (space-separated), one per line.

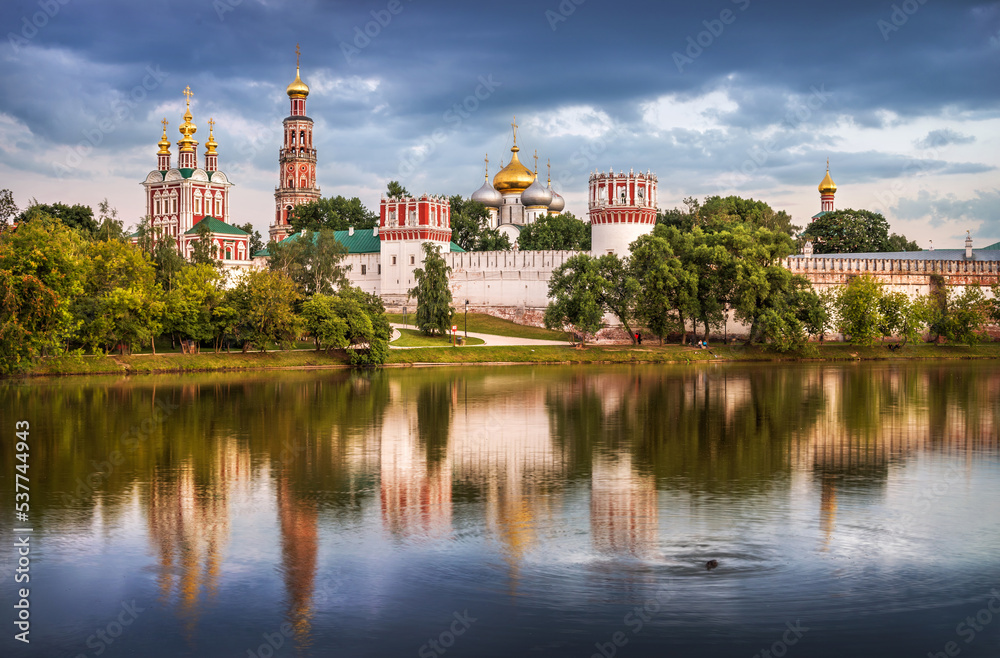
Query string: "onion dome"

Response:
xmin=545 ymin=160 xmax=565 ymax=212
xmin=157 ymin=118 xmax=171 ymax=155
xmin=493 ymin=144 xmax=534 ymax=193
xmin=205 ymin=118 xmax=218 ymax=154
xmin=177 ymin=86 xmax=198 ymax=152
xmin=472 ymin=155 xmax=502 ymax=207
xmin=819 ymin=163 xmax=837 ymax=194
xmin=521 ymin=175 xmax=553 ymax=208
xmin=286 ymin=65 xmax=310 ymax=98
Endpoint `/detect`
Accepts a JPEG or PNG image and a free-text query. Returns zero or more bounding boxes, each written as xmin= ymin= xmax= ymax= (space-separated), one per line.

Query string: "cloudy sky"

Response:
xmin=1 ymin=0 xmax=998 ymax=246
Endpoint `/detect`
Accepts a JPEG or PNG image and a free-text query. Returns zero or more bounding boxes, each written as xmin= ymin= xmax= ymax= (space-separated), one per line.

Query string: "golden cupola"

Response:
xmin=493 ymin=119 xmax=534 ymax=193
xmin=177 ymin=86 xmax=198 ymax=152
xmin=286 ymin=49 xmax=310 ymax=100
xmin=156 ymin=119 xmax=171 ymax=155
xmin=818 ymin=165 xmax=837 ymax=195
xmin=205 ymin=118 xmax=218 ymax=155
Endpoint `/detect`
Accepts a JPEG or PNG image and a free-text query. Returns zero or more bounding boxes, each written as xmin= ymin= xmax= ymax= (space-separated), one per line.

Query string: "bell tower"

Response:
xmin=271 ymin=45 xmax=321 ymax=243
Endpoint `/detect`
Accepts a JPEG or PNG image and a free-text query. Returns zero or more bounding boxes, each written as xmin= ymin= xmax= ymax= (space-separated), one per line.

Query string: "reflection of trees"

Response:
xmin=416 ymin=379 xmax=453 ymax=466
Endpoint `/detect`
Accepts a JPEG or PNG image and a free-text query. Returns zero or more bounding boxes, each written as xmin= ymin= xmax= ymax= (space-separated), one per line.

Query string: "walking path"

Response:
xmin=389 ymin=323 xmax=569 ymax=348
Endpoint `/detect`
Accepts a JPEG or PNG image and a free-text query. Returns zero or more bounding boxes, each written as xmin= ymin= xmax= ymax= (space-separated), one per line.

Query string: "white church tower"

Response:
xmin=379 ymin=194 xmax=453 ymax=306
xmin=588 ymin=168 xmax=658 ymax=256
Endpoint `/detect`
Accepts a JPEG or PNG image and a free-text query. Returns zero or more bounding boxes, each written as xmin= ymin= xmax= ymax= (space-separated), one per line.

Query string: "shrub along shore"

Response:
xmin=15 ymin=342 xmax=1000 ymax=378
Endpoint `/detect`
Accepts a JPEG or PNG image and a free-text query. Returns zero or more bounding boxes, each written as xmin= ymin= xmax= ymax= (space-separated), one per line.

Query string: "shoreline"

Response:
xmin=8 ymin=342 xmax=1000 ymax=379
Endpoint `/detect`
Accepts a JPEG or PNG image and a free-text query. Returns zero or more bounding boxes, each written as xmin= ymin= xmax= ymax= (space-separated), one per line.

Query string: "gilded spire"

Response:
xmin=484 ymin=154 xmax=489 ymax=182
xmin=205 ymin=118 xmax=218 ymax=155
xmin=157 ymin=118 xmax=171 ymax=155
xmin=547 ymin=159 xmax=551 ymax=185
xmin=177 ymin=86 xmax=198 ymax=152
xmin=533 ymin=149 xmax=538 ymax=175
xmin=286 ymin=44 xmax=310 ymax=98
xmin=818 ymin=160 xmax=837 ymax=194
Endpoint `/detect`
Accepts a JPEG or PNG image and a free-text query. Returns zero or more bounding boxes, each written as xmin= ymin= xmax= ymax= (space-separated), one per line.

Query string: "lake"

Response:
xmin=1 ymin=362 xmax=999 ymax=657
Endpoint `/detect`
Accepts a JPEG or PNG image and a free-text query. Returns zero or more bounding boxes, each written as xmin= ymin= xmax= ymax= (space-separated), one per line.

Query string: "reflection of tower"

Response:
xmin=277 ymin=475 xmax=318 ymax=649
xmin=589 ymin=168 xmax=658 ymax=256
xmin=590 ymin=453 xmax=658 ymax=557
xmin=819 ymin=475 xmax=837 ymax=551
xmin=146 ymin=439 xmax=248 ymax=637
xmin=379 ymin=400 xmax=453 ymax=538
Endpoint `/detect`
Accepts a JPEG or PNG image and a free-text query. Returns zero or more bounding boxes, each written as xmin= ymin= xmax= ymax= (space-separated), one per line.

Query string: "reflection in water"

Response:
xmin=3 ymin=364 xmax=1000 ymax=657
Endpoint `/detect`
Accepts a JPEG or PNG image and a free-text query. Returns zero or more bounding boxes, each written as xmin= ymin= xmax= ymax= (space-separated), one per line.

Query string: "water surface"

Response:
xmin=2 ymin=363 xmax=999 ymax=657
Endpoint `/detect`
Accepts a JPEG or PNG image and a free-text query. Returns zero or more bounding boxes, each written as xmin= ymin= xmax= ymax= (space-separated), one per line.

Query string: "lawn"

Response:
xmin=388 ymin=312 xmax=570 ymax=341
xmin=392 ymin=328 xmax=485 ymax=347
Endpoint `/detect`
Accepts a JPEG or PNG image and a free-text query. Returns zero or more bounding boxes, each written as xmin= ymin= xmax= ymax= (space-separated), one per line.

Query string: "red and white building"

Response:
xmin=588 ymin=169 xmax=658 ymax=256
xmin=378 ymin=194 xmax=454 ymax=304
xmin=137 ymin=86 xmax=251 ymax=273
xmin=269 ymin=50 xmax=321 ymax=243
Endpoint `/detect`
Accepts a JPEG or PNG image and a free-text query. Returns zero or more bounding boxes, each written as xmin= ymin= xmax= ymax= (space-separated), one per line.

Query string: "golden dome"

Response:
xmin=493 ymin=145 xmax=534 ymax=193
xmin=819 ymin=165 xmax=837 ymax=194
xmin=177 ymin=86 xmax=198 ymax=152
xmin=286 ymin=66 xmax=310 ymax=98
xmin=157 ymin=118 xmax=171 ymax=155
xmin=205 ymin=118 xmax=218 ymax=155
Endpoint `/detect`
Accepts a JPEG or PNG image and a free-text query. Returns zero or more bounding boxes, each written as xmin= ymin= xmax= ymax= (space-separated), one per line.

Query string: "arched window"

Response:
xmin=215 ymin=195 xmax=223 ymax=217
xmin=225 ymin=248 xmax=232 ymax=260
xmin=194 ymin=192 xmax=202 ymax=215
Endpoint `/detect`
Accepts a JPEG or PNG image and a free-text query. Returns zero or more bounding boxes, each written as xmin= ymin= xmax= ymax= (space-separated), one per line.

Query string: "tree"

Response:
xmin=0 ymin=214 xmax=88 ymax=369
xmin=595 ymin=253 xmax=639 ymax=343
xmin=410 ymin=243 xmax=453 ymax=336
xmin=0 ymin=189 xmax=18 ymax=226
xmin=802 ymin=209 xmax=917 ymax=254
xmin=190 ymin=220 xmax=220 ymax=266
xmin=301 ymin=294 xmax=350 ymax=352
xmin=700 ymin=195 xmax=798 ymax=236
xmin=386 ymin=181 xmax=409 ymax=197
xmin=518 ymin=212 xmax=591 ymax=251
xmin=230 ymin=269 xmax=300 ymax=351
xmin=16 ymin=201 xmax=98 ymax=235
xmin=268 ymin=229 xmax=349 ymax=296
xmin=878 ymin=290 xmax=929 ymax=347
xmin=991 ymin=283 xmax=1000 ymax=326
xmin=162 ymin=264 xmax=224 ymax=351
xmin=656 ymin=197 xmax=700 ymax=232
xmin=544 ymin=254 xmax=605 ymax=343
xmin=95 ymin=199 xmax=125 ymax=242
xmin=940 ymin=284 xmax=990 ymax=346
xmin=288 ymin=196 xmax=378 ymax=233
xmin=300 ymin=286 xmax=390 ymax=365
xmin=448 ymin=195 xmax=511 ymax=251
xmin=74 ymin=239 xmax=164 ymax=354
xmin=629 ymin=230 xmax=697 ymax=343
xmin=832 ymin=275 xmax=886 ymax=346
xmin=236 ymin=222 xmax=265 ymax=256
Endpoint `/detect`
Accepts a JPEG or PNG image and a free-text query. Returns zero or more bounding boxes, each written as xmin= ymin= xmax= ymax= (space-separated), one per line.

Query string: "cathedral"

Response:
xmin=135 ymin=87 xmax=252 ymax=275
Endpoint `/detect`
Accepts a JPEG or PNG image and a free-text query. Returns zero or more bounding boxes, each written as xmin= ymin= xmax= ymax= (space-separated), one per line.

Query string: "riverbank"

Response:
xmin=12 ymin=342 xmax=1000 ymax=378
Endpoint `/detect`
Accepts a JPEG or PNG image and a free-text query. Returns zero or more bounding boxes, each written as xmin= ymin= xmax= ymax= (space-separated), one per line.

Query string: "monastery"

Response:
xmin=137 ymin=52 xmax=1000 ymax=319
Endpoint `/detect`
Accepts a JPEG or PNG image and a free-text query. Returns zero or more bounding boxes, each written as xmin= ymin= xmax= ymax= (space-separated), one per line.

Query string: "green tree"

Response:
xmin=802 ymin=209 xmax=917 ymax=254
xmin=95 ymin=199 xmax=125 ymax=242
xmin=518 ymin=212 xmax=591 ymax=251
xmin=0 ymin=189 xmax=19 ymax=226
xmin=991 ymin=283 xmax=1000 ymax=325
xmin=301 ymin=294 xmax=350 ymax=352
xmin=288 ymin=196 xmax=378 ymax=233
xmin=190 ymin=220 xmax=220 ymax=266
xmin=17 ymin=201 xmax=98 ymax=235
xmin=236 ymin=222 xmax=265 ymax=256
xmin=230 ymin=269 xmax=300 ymax=351
xmin=135 ymin=216 xmax=186 ymax=292
xmin=162 ymin=264 xmax=225 ymax=351
xmin=448 ymin=196 xmax=512 ymax=251
xmin=75 ymin=239 xmax=164 ymax=354
xmin=656 ymin=196 xmax=700 ymax=232
xmin=941 ymin=284 xmax=990 ymax=346
xmin=878 ymin=289 xmax=929 ymax=347
xmin=700 ymin=195 xmax=798 ymax=235
xmin=268 ymin=229 xmax=349 ymax=296
xmin=629 ymin=230 xmax=697 ymax=343
xmin=386 ymin=181 xmax=409 ymax=197
xmin=301 ymin=287 xmax=390 ymax=365
xmin=544 ymin=254 xmax=605 ymax=343
xmin=595 ymin=253 xmax=639 ymax=343
xmin=832 ymin=275 xmax=885 ymax=346
xmin=0 ymin=214 xmax=87 ymax=369
xmin=410 ymin=243 xmax=453 ymax=336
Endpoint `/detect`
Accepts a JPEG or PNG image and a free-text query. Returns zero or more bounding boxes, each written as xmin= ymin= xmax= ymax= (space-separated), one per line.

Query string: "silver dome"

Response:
xmin=471 ymin=179 xmax=502 ymax=208
xmin=547 ymin=184 xmax=565 ymax=212
xmin=520 ymin=175 xmax=553 ymax=208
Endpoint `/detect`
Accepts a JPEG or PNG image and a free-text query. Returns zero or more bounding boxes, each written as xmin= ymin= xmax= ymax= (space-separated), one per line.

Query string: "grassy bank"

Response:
xmin=392 ymin=328 xmax=485 ymax=347
xmin=16 ymin=341 xmax=1000 ymax=377
xmin=388 ymin=312 xmax=570 ymax=341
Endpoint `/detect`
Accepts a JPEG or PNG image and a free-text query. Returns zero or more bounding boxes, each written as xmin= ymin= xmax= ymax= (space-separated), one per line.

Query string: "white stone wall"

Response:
xmin=344 ymin=253 xmax=382 ymax=297
xmin=590 ymin=222 xmax=652 ymax=257
xmin=444 ymin=250 xmax=578 ymax=308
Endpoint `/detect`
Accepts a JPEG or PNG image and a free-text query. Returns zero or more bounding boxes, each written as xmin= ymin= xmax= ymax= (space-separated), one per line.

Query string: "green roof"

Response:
xmin=254 ymin=229 xmax=463 ymax=256
xmin=183 ymin=216 xmax=249 ymax=237
xmin=982 ymin=241 xmax=1000 ymax=250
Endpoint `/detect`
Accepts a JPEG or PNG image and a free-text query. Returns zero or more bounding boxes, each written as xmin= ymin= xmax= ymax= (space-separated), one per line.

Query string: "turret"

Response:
xmin=156 ymin=118 xmax=171 ymax=171
xmin=588 ymin=168 xmax=657 ymax=256
xmin=176 ymin=86 xmax=198 ymax=170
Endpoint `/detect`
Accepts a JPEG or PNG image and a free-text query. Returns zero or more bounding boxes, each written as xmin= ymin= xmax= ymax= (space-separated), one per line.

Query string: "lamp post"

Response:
xmin=464 ymin=300 xmax=469 ymax=339
xmin=403 ymin=306 xmax=407 ymax=329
